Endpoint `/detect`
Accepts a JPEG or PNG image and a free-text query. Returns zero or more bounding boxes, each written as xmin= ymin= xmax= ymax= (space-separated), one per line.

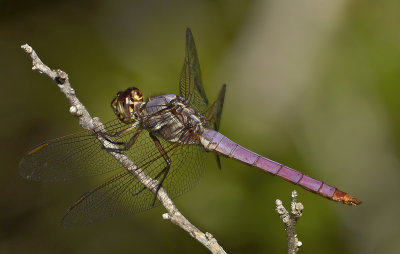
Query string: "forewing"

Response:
xmin=62 ymin=130 xmax=205 ymax=226
xmin=19 ymin=119 xmax=136 ymax=182
xmin=179 ymin=28 xmax=209 ymax=113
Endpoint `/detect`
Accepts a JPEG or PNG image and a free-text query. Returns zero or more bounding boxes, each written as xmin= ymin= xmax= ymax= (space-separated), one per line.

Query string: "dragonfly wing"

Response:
xmin=179 ymin=28 xmax=209 ymax=113
xmin=205 ymin=84 xmax=226 ymax=169
xmin=206 ymin=84 xmax=226 ymax=132
xmin=19 ymin=119 xmax=137 ymax=182
xmin=62 ymin=131 xmax=205 ymax=226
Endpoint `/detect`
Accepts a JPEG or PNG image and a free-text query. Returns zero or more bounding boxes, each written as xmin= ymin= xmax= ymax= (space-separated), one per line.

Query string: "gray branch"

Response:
xmin=21 ymin=44 xmax=226 ymax=254
xmin=275 ymin=190 xmax=304 ymax=254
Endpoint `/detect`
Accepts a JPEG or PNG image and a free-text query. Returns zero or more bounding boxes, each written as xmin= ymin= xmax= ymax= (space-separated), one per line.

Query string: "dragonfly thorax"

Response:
xmin=111 ymin=87 xmax=143 ymax=124
xmin=138 ymin=94 xmax=206 ymax=144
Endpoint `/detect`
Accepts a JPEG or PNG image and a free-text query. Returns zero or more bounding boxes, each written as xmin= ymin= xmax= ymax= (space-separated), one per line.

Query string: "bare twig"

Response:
xmin=21 ymin=44 xmax=226 ymax=254
xmin=275 ymin=190 xmax=304 ymax=254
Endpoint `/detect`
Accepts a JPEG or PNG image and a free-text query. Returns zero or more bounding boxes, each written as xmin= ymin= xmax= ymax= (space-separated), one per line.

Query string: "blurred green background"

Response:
xmin=1 ymin=0 xmax=400 ymax=253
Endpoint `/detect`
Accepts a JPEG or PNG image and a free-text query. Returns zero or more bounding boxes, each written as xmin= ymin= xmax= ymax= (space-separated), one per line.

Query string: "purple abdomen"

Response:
xmin=200 ymin=129 xmax=361 ymax=205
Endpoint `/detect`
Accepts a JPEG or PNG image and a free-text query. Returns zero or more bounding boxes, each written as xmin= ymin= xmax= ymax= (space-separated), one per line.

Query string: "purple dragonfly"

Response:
xmin=20 ymin=28 xmax=361 ymax=226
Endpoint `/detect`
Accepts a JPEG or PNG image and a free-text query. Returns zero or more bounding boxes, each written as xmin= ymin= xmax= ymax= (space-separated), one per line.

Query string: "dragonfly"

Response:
xmin=20 ymin=28 xmax=361 ymax=226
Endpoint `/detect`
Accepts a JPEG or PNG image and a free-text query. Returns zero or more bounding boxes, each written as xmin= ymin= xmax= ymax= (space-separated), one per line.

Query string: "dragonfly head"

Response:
xmin=111 ymin=87 xmax=143 ymax=123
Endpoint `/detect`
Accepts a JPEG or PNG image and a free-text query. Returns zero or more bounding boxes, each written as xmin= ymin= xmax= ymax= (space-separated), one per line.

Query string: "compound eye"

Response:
xmin=111 ymin=97 xmax=118 ymax=109
xmin=111 ymin=87 xmax=142 ymax=124
xmin=130 ymin=88 xmax=143 ymax=103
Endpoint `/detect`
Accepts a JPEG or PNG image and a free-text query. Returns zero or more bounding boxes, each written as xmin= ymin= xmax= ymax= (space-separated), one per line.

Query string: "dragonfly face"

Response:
xmin=111 ymin=87 xmax=143 ymax=124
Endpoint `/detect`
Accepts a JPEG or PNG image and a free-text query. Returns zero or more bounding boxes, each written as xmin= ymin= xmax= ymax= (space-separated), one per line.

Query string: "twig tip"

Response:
xmin=21 ymin=44 xmax=32 ymax=53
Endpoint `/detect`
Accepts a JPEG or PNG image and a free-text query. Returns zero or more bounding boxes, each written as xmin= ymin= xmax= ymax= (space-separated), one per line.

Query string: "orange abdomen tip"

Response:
xmin=333 ymin=190 xmax=362 ymax=206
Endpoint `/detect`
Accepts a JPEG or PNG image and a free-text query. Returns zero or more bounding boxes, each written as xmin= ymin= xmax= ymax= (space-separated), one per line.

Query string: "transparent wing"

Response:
xmin=62 ymin=131 xmax=205 ymax=226
xmin=179 ymin=28 xmax=209 ymax=113
xmin=19 ymin=119 xmax=133 ymax=182
xmin=205 ymin=84 xmax=226 ymax=169
xmin=205 ymin=84 xmax=226 ymax=132
xmin=20 ymin=116 xmax=205 ymax=226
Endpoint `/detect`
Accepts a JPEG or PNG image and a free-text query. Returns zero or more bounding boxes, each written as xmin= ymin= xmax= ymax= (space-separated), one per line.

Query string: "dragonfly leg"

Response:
xmin=108 ymin=125 xmax=139 ymax=138
xmin=130 ymin=134 xmax=171 ymax=203
xmin=96 ymin=124 xmax=138 ymax=144
xmin=101 ymin=128 xmax=142 ymax=153
xmin=149 ymin=133 xmax=171 ymax=206
xmin=131 ymin=162 xmax=169 ymax=197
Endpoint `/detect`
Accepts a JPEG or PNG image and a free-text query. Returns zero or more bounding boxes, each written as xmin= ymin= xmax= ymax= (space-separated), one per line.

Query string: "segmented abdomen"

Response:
xmin=200 ymin=129 xmax=361 ymax=205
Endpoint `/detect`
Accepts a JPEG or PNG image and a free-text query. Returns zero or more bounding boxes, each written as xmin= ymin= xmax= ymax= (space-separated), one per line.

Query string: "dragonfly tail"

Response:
xmin=200 ymin=129 xmax=362 ymax=206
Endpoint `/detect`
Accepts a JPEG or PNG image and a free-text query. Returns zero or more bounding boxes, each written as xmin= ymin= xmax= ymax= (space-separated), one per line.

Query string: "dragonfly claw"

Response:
xmin=101 ymin=145 xmax=124 ymax=154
